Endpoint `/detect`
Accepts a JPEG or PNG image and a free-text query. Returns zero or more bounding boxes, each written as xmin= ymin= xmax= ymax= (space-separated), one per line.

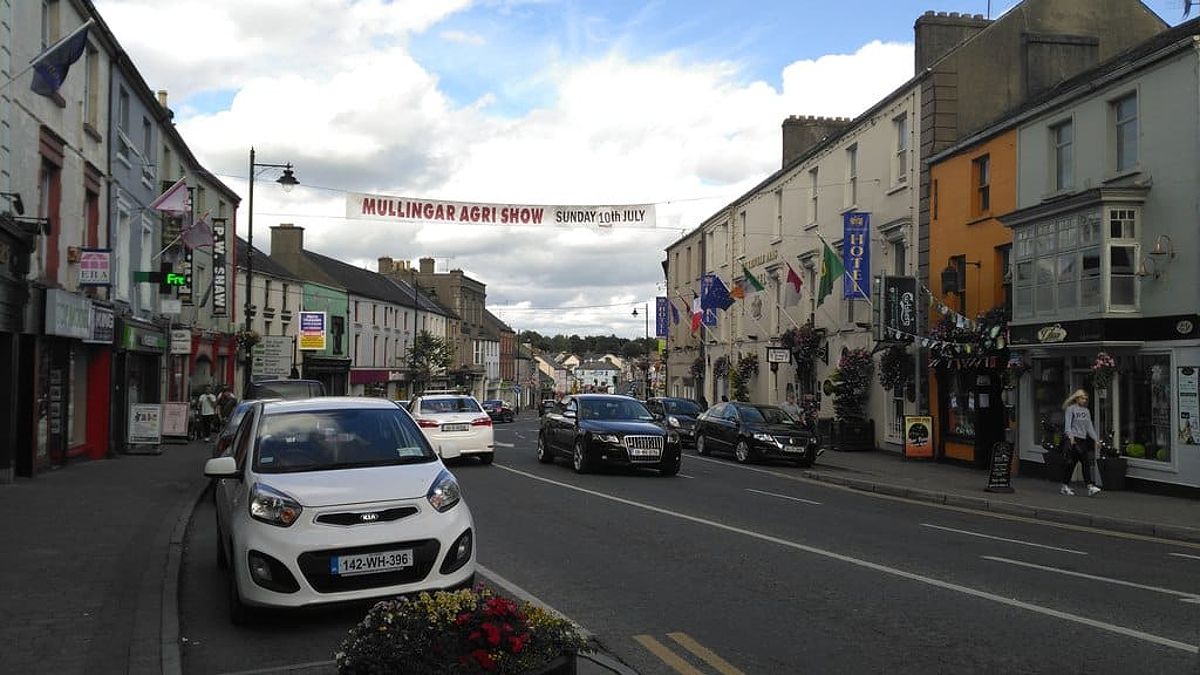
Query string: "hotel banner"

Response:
xmin=655 ymin=297 xmax=668 ymax=339
xmin=347 ymin=192 xmax=656 ymax=229
xmin=843 ymin=211 xmax=870 ymax=300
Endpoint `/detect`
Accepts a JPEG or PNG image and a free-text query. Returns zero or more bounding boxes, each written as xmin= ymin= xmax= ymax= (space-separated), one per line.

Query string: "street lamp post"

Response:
xmin=243 ymin=147 xmax=298 ymax=396
xmin=632 ymin=302 xmax=649 ymax=398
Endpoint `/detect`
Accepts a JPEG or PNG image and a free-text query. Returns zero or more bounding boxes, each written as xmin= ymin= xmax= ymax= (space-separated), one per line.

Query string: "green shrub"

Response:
xmin=1156 ymin=448 xmax=1169 ymax=461
xmin=1124 ymin=443 xmax=1145 ymax=458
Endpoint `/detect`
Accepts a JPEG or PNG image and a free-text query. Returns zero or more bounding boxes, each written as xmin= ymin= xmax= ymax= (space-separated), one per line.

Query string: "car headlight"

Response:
xmin=752 ymin=432 xmax=778 ymax=444
xmin=249 ymin=482 xmax=303 ymax=527
xmin=596 ymin=434 xmax=622 ymax=445
xmin=667 ymin=431 xmax=680 ymax=444
xmin=666 ymin=415 xmax=681 ymax=428
xmin=427 ymin=469 xmax=462 ymax=513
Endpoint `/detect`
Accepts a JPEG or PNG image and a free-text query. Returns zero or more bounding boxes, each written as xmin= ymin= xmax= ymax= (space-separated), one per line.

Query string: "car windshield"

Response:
xmin=253 ymin=408 xmax=436 ymax=473
xmin=739 ymin=405 xmax=794 ymax=425
xmin=250 ymin=381 xmax=323 ymax=400
xmin=419 ymin=397 xmax=483 ymax=414
xmin=482 ymin=400 xmax=502 ymax=409
xmin=579 ymin=398 xmax=653 ymax=421
xmin=663 ymin=400 xmax=703 ymax=416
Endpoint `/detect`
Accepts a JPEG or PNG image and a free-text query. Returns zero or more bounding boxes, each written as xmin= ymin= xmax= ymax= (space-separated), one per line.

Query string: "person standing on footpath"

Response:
xmin=1061 ymin=389 xmax=1101 ymax=496
xmin=199 ymin=386 xmax=219 ymax=443
xmin=781 ymin=392 xmax=802 ymax=420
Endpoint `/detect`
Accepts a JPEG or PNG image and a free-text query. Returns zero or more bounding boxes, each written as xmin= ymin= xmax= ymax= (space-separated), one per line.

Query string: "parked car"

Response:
xmin=644 ymin=397 xmax=705 ymax=447
xmin=409 ymin=394 xmax=495 ymax=464
xmin=694 ymin=402 xmax=820 ymax=466
xmin=245 ymin=379 xmax=325 ymax=400
xmin=212 ymin=398 xmax=280 ymax=458
xmin=537 ymin=394 xmax=681 ymax=476
xmin=204 ymin=397 xmax=475 ymax=623
xmin=394 ymin=400 xmax=410 ymax=412
xmin=539 ymin=399 xmax=558 ymax=417
xmin=481 ymin=399 xmax=515 ymax=423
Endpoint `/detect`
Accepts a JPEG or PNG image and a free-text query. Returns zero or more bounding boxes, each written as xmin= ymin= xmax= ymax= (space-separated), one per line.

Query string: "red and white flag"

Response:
xmin=149 ymin=177 xmax=190 ymax=215
xmin=690 ymin=296 xmax=703 ymax=332
xmin=181 ymin=209 xmax=213 ymax=249
xmin=784 ymin=262 xmax=804 ymax=307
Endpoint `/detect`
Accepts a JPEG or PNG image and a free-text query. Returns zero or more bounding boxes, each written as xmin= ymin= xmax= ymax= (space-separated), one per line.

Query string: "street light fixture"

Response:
xmin=632 ymin=302 xmax=649 ymax=399
xmin=243 ymin=147 xmax=299 ymax=396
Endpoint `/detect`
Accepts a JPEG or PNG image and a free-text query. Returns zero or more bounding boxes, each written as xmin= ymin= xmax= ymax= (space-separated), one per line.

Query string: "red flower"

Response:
xmin=472 ymin=649 xmax=496 ymax=670
xmin=481 ymin=621 xmax=502 ymax=646
xmin=456 ymin=612 xmax=472 ymax=626
xmin=509 ymin=633 xmax=531 ymax=654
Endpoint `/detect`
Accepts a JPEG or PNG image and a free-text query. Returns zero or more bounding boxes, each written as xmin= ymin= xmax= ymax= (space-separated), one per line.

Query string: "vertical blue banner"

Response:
xmin=843 ymin=211 xmax=870 ymax=300
xmin=699 ymin=274 xmax=719 ymax=326
xmin=655 ymin=296 xmax=668 ymax=338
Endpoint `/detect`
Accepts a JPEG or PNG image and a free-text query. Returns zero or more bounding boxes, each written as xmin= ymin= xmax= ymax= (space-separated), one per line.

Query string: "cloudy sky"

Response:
xmin=94 ymin=0 xmax=1184 ymax=338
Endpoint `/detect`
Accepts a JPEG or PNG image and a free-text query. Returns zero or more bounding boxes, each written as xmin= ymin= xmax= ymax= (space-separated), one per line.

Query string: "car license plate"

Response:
xmin=628 ymin=447 xmax=660 ymax=457
xmin=330 ymin=549 xmax=413 ymax=576
xmin=442 ymin=423 xmax=470 ymax=432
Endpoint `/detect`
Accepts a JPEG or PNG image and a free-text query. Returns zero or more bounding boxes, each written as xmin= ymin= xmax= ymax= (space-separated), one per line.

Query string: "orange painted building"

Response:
xmin=927 ymin=129 xmax=1016 ymax=464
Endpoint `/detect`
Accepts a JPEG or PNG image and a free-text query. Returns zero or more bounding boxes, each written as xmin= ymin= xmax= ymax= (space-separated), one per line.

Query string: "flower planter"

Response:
xmin=1096 ymin=456 xmax=1127 ymax=491
xmin=832 ymin=418 xmax=875 ymax=452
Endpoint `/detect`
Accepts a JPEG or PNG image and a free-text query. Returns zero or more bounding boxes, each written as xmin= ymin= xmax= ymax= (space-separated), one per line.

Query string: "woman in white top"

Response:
xmin=1061 ymin=389 xmax=1101 ymax=496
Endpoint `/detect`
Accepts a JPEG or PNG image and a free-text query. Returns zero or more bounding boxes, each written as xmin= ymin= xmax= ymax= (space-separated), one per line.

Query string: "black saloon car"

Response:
xmin=537 ymin=394 xmax=681 ymax=476
xmin=695 ymin=402 xmax=820 ymax=466
xmin=481 ymin=399 xmax=515 ymax=423
xmin=644 ymin=397 xmax=705 ymax=447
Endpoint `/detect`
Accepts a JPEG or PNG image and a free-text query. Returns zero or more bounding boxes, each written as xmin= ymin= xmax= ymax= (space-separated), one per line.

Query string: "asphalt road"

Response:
xmin=180 ymin=413 xmax=1200 ymax=674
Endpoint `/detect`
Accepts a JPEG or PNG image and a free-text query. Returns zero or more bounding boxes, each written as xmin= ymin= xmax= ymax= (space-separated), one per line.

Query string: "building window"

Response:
xmin=846 ymin=145 xmax=858 ymax=207
xmin=282 ymin=284 xmax=289 ymax=310
xmin=892 ymin=240 xmax=907 ymax=276
xmin=1113 ymin=93 xmax=1138 ymax=172
xmin=331 ymin=316 xmax=345 ymax=354
xmin=139 ymin=217 xmax=153 ymax=311
xmin=1108 ymin=208 xmax=1138 ymax=309
xmin=373 ymin=336 xmax=379 ymax=366
xmin=264 ymin=321 xmax=272 ymax=336
xmin=997 ymin=244 xmax=1012 ymax=317
xmin=945 ymin=371 xmax=976 ymax=440
xmin=1117 ymin=354 xmax=1172 ymax=462
xmin=974 ymin=154 xmax=990 ymax=214
xmin=808 ymin=168 xmax=818 ymax=224
xmin=117 ymin=88 xmax=130 ymax=159
xmin=932 ymin=179 xmax=939 ymax=221
xmin=354 ymin=301 xmax=359 ymax=322
xmin=115 ymin=207 xmax=130 ymax=301
xmin=83 ymin=46 xmax=99 ymax=129
xmin=894 ymin=114 xmax=908 ymax=184
xmin=41 ymin=0 xmax=60 ymax=49
xmin=774 ymin=189 xmax=783 ymax=239
xmin=1051 ymin=120 xmax=1073 ymax=191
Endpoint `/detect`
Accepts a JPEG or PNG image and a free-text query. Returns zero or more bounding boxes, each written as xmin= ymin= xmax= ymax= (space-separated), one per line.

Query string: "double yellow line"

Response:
xmin=633 ymin=632 xmax=745 ymax=675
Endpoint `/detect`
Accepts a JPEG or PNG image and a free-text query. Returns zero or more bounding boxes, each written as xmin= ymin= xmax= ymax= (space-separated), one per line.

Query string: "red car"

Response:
xmin=481 ymin=399 xmax=515 ymax=423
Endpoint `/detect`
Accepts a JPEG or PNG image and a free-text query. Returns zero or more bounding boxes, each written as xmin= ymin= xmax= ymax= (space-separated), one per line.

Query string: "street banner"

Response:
xmin=843 ymin=212 xmax=870 ymax=299
xmin=655 ymin=297 xmax=668 ymax=339
xmin=253 ymin=336 xmax=295 ymax=379
xmin=347 ymin=192 xmax=656 ymax=229
xmin=78 ymin=248 xmax=111 ymax=286
xmin=179 ymin=249 xmax=193 ymax=305
xmin=904 ymin=415 xmax=933 ymax=459
xmin=879 ymin=276 xmax=917 ymax=341
xmin=128 ymin=404 xmax=162 ymax=445
xmin=299 ymin=311 xmax=327 ymax=351
xmin=1179 ymin=367 xmax=1199 ymax=445
xmin=160 ymin=402 xmax=189 ymax=439
xmin=212 ymin=218 xmax=228 ymax=316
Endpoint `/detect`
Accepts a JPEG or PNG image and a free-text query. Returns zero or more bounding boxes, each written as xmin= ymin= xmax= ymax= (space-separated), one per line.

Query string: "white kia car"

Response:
xmin=409 ymin=394 xmax=495 ymax=464
xmin=204 ymin=397 xmax=475 ymax=623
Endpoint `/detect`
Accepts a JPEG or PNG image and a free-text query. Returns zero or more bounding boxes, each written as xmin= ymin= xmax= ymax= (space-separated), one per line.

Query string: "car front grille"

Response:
xmin=298 ymin=539 xmax=440 ymax=593
xmin=623 ymin=435 xmax=664 ymax=462
xmin=314 ymin=506 xmax=420 ymax=527
xmin=773 ymin=435 xmax=814 ymax=448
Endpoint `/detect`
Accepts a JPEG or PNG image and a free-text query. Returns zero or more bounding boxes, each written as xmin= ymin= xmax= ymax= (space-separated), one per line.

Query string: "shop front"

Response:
xmin=0 ymin=216 xmax=35 ymax=482
xmin=302 ymin=354 xmax=350 ymax=395
xmin=350 ymin=368 xmax=408 ymax=399
xmin=113 ymin=318 xmax=166 ymax=454
xmin=1012 ymin=316 xmax=1200 ymax=490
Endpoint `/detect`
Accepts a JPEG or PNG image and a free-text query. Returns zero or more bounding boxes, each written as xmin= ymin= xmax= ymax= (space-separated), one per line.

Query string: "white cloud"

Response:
xmin=441 ymin=30 xmax=486 ymax=45
xmin=94 ymin=1 xmax=913 ymax=338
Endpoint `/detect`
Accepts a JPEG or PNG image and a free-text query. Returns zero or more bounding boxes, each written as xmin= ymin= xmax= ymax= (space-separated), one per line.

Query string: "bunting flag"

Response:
xmin=742 ymin=265 xmax=765 ymax=293
xmin=30 ymin=20 xmax=93 ymax=98
xmin=181 ymin=210 xmax=213 ymax=249
xmin=817 ymin=239 xmax=844 ymax=306
xmin=150 ymin=178 xmax=191 ymax=215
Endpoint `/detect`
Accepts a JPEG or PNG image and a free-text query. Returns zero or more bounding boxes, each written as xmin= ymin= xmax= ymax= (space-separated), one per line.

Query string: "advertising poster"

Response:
xmin=212 ymin=218 xmax=228 ymax=316
xmin=843 ymin=212 xmax=870 ymax=300
xmin=160 ymin=402 xmax=190 ymax=438
xmin=904 ymin=415 xmax=934 ymax=459
xmin=299 ymin=311 xmax=328 ymax=351
xmin=880 ymin=276 xmax=917 ymax=341
xmin=1179 ymin=367 xmax=1199 ymax=445
xmin=128 ymin=404 xmax=162 ymax=445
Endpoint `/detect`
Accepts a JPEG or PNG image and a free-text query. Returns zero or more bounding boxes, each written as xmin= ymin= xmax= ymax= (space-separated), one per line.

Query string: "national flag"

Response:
xmin=690 ymin=297 xmax=702 ymax=332
xmin=701 ymin=273 xmax=734 ymax=312
xmin=669 ymin=298 xmax=680 ymax=325
xmin=729 ymin=279 xmax=746 ymax=300
xmin=181 ymin=210 xmax=213 ymax=249
xmin=742 ymin=265 xmax=765 ymax=293
xmin=817 ymin=239 xmax=845 ymax=306
xmin=149 ymin=178 xmax=191 ymax=215
xmin=784 ymin=263 xmax=804 ymax=306
xmin=30 ymin=20 xmax=93 ymax=98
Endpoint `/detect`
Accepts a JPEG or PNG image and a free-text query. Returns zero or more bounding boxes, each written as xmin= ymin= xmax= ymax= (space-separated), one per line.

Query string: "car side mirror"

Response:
xmin=204 ymin=456 xmax=239 ymax=479
xmin=563 ymin=410 xmax=576 ymax=420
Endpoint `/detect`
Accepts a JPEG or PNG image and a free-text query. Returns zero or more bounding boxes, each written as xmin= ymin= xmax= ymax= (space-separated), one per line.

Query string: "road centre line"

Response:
xmin=981 ymin=556 xmax=1200 ymax=601
xmin=1169 ymin=552 xmax=1200 ymax=561
xmin=495 ymin=442 xmax=515 ymax=448
xmin=495 ymin=464 xmax=1199 ymax=654
xmin=746 ymin=488 xmax=822 ymax=506
xmin=922 ymin=523 xmax=1087 ymax=555
xmin=668 ymin=632 xmax=746 ymax=675
xmin=633 ymin=635 xmax=704 ymax=675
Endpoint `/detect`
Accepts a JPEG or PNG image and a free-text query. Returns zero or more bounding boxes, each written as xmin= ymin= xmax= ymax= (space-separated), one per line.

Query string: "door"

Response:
xmin=552 ymin=397 xmax=576 ymax=451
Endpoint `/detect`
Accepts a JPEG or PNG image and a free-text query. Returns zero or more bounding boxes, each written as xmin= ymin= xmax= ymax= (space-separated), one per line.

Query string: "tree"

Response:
xmin=406 ymin=330 xmax=453 ymax=394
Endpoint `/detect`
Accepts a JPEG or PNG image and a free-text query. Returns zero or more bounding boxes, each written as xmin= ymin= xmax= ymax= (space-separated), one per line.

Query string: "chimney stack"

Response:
xmin=157 ymin=90 xmax=168 ymax=108
xmin=270 ymin=224 xmax=304 ymax=270
xmin=377 ymin=256 xmax=393 ymax=274
xmin=419 ymin=257 xmax=435 ymax=274
xmin=914 ymin=11 xmax=991 ymax=72
xmin=781 ymin=116 xmax=852 ymax=167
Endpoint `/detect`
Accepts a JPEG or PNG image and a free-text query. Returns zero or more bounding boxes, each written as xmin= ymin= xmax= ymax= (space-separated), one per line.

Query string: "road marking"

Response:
xmin=689 ymin=454 xmax=799 ymax=478
xmin=746 ymin=488 xmax=821 ymax=506
xmin=633 ymin=635 xmax=704 ymax=675
xmin=495 ymin=464 xmax=1199 ymax=654
xmin=495 ymin=442 xmax=515 ymax=448
xmin=218 ymin=661 xmax=335 ymax=675
xmin=982 ymin=556 xmax=1200 ymax=601
xmin=677 ymin=473 xmax=695 ymax=479
xmin=1169 ymin=552 xmax=1200 ymax=561
xmin=922 ymin=523 xmax=1087 ymax=555
xmin=668 ymin=632 xmax=745 ymax=675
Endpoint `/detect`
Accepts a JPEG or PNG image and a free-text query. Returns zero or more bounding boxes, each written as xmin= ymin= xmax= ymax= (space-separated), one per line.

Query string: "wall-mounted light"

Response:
xmin=1149 ymin=234 xmax=1174 ymax=259
xmin=1136 ymin=256 xmax=1159 ymax=279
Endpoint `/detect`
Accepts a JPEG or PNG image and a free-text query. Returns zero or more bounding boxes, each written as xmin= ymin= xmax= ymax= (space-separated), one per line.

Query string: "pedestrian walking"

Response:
xmin=198 ymin=386 xmax=219 ymax=442
xmin=781 ymin=391 xmax=802 ymax=420
xmin=1061 ymin=389 xmax=1101 ymax=496
xmin=217 ymin=386 xmax=237 ymax=424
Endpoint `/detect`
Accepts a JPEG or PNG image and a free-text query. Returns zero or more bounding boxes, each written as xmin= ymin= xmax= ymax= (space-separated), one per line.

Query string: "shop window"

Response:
xmin=1032 ymin=358 xmax=1068 ymax=446
xmin=945 ymin=372 xmax=977 ymax=440
xmin=1118 ymin=354 xmax=1171 ymax=462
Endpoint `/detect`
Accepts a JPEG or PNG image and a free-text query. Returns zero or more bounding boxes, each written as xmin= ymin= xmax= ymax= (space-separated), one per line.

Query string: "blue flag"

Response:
xmin=31 ymin=21 xmax=92 ymax=98
xmin=701 ymin=273 xmax=734 ymax=312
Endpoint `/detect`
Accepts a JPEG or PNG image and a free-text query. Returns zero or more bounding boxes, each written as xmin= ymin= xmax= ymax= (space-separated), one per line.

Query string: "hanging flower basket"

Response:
xmin=688 ymin=356 xmax=705 ymax=382
xmin=235 ymin=329 xmax=261 ymax=353
xmin=1004 ymin=356 xmax=1030 ymax=390
xmin=781 ymin=323 xmax=821 ymax=377
xmin=1092 ymin=352 xmax=1116 ymax=389
xmin=731 ymin=353 xmax=759 ymax=401
xmin=712 ymin=356 xmax=730 ymax=379
xmin=832 ymin=348 xmax=874 ymax=422
xmin=878 ymin=345 xmax=912 ymax=391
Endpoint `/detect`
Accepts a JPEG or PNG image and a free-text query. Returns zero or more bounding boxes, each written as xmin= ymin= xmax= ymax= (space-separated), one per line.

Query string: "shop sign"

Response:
xmin=128 ymin=403 xmax=162 ymax=445
xmin=1177 ymin=320 xmax=1195 ymax=336
xmin=985 ymin=441 xmax=1015 ymax=493
xmin=85 ymin=304 xmax=115 ymax=344
xmin=843 ymin=212 xmax=870 ymax=300
xmin=879 ymin=276 xmax=917 ymax=341
xmin=160 ymin=402 xmax=189 ymax=438
xmin=122 ymin=325 xmax=166 ymax=352
xmin=745 ymin=249 xmax=778 ymax=269
xmin=298 ymin=311 xmax=327 ymax=351
xmin=44 ymin=288 xmax=92 ymax=339
xmin=766 ymin=347 xmax=791 ymax=364
xmin=179 ymin=249 xmax=193 ymax=305
xmin=211 ymin=218 xmax=228 ymax=316
xmin=170 ymin=329 xmax=192 ymax=355
xmin=903 ymin=416 xmax=933 ymax=459
xmin=1036 ymin=323 xmax=1067 ymax=343
xmin=252 ymin=335 xmax=294 ymax=379
xmin=78 ymin=248 xmax=111 ymax=286
xmin=1178 ymin=367 xmax=1199 ymax=446
xmin=160 ymin=299 xmax=182 ymax=315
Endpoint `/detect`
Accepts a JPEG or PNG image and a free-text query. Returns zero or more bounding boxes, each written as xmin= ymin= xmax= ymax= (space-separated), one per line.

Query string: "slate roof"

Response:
xmin=482 ymin=309 xmax=514 ymax=335
xmin=384 ymin=276 xmax=457 ymax=319
xmin=234 ymin=237 xmax=302 ymax=281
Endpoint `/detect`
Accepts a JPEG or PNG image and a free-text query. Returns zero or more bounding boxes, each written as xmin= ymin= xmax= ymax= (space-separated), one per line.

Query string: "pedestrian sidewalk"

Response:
xmin=803 ymin=449 xmax=1200 ymax=543
xmin=0 ymin=441 xmax=212 ymax=675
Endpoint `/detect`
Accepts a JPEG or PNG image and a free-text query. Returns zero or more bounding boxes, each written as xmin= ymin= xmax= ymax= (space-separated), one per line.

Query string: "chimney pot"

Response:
xmin=157 ymin=90 xmax=168 ymax=108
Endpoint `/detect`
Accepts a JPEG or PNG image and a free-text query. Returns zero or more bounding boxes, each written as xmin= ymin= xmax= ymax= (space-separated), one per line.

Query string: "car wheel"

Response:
xmin=536 ymin=434 xmax=555 ymax=464
xmin=734 ymin=440 xmax=752 ymax=464
xmin=696 ymin=434 xmax=710 ymax=456
xmin=215 ymin=515 xmax=228 ymax=570
xmin=572 ymin=439 xmax=592 ymax=474
xmin=227 ymin=556 xmax=254 ymax=625
xmin=659 ymin=454 xmax=681 ymax=477
xmin=479 ymin=452 xmax=495 ymax=465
